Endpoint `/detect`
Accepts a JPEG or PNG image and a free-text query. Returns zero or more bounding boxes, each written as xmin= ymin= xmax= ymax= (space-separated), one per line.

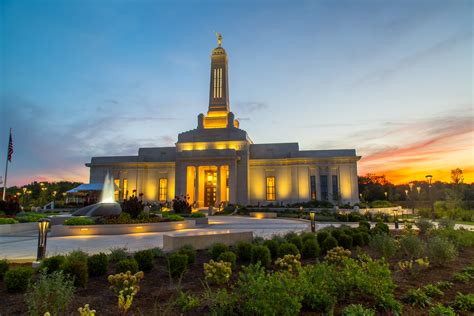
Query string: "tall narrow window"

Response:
xmin=310 ymin=175 xmax=317 ymax=200
xmin=114 ymin=179 xmax=120 ymax=201
xmin=266 ymin=176 xmax=276 ymax=201
xmin=122 ymin=178 xmax=128 ymax=200
xmin=213 ymin=68 xmax=217 ymax=98
xmin=320 ymin=175 xmax=328 ymax=201
xmin=218 ymin=68 xmax=222 ymax=98
xmin=332 ymin=175 xmax=339 ymax=200
xmin=159 ymin=178 xmax=167 ymax=201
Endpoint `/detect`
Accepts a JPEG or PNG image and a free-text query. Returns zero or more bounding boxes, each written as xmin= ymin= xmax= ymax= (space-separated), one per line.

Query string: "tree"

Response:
xmin=450 ymin=168 xmax=464 ymax=184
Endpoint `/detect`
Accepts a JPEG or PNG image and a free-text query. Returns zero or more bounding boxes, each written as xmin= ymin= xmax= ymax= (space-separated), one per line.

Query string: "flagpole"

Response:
xmin=2 ymin=128 xmax=11 ymax=201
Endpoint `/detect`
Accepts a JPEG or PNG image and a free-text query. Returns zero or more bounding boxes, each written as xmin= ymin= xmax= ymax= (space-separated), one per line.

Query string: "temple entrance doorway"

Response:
xmin=204 ymin=170 xmax=217 ymax=207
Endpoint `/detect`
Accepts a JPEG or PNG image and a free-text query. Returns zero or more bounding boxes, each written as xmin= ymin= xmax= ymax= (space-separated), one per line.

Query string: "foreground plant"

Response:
xmin=397 ymin=260 xmax=413 ymax=273
xmin=453 ymin=292 xmax=474 ymax=312
xmin=78 ymin=304 xmax=96 ymax=316
xmin=405 ymin=288 xmax=431 ymax=308
xmin=203 ymin=259 xmax=232 ymax=284
xmin=324 ymin=246 xmax=351 ymax=265
xmin=342 ymin=304 xmax=375 ymax=316
xmin=428 ymin=303 xmax=456 ymax=316
xmin=275 ymin=254 xmax=301 ymax=273
xmin=108 ymin=271 xmax=144 ymax=315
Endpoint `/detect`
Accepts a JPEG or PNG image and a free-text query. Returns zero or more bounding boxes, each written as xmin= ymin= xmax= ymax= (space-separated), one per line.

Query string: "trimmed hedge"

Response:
xmin=236 ymin=241 xmax=253 ymax=261
xmin=4 ymin=266 xmax=33 ymax=292
xmin=87 ymin=253 xmax=109 ymax=276
xmin=134 ymin=250 xmax=154 ymax=271
xmin=116 ymin=258 xmax=139 ymax=274
xmin=302 ymin=238 xmax=320 ymax=259
xmin=278 ymin=242 xmax=300 ymax=258
xmin=218 ymin=251 xmax=237 ymax=270
xmin=209 ymin=243 xmax=229 ymax=260
xmin=251 ymin=245 xmax=272 ymax=268
xmin=40 ymin=255 xmax=66 ymax=274
xmin=167 ymin=253 xmax=188 ymax=278
xmin=177 ymin=245 xmax=197 ymax=265
xmin=321 ymin=236 xmax=338 ymax=253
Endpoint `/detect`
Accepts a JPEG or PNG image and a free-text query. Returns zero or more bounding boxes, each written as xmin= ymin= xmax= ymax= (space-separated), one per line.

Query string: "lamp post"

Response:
xmin=35 ymin=218 xmax=51 ymax=264
xmin=384 ymin=191 xmax=388 ymax=200
xmin=425 ymin=175 xmax=434 ymax=220
xmin=310 ymin=211 xmax=316 ymax=233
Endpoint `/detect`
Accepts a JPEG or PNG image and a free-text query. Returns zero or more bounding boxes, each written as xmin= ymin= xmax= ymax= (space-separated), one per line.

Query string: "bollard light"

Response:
xmin=310 ymin=211 xmax=316 ymax=233
xmin=36 ymin=218 xmax=51 ymax=261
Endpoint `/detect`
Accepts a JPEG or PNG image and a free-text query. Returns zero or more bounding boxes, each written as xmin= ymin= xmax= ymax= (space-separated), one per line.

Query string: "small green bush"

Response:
xmin=434 ymin=281 xmax=453 ymax=290
xmin=0 ymin=217 xmax=19 ymax=224
xmin=369 ymin=234 xmax=397 ymax=259
xmin=209 ymin=243 xmax=229 ymax=260
xmin=302 ymin=238 xmax=320 ymax=259
xmin=352 ymin=233 xmax=364 ymax=247
xmin=109 ymin=247 xmax=128 ymax=262
xmin=116 ymin=258 xmax=139 ymax=274
xmin=342 ymin=304 xmax=375 ymax=316
xmin=40 ymin=255 xmax=66 ymax=274
xmin=438 ymin=218 xmax=455 ymax=230
xmin=188 ymin=212 xmax=206 ymax=218
xmin=162 ymin=213 xmax=184 ymax=221
xmin=428 ymin=304 xmax=456 ymax=316
xmin=263 ymin=239 xmax=279 ymax=259
xmin=25 ymin=270 xmax=75 ymax=316
xmin=370 ymin=200 xmax=393 ymax=208
xmin=338 ymin=234 xmax=353 ymax=249
xmin=150 ymin=247 xmax=165 ymax=258
xmin=453 ymin=271 xmax=471 ymax=283
xmin=235 ymin=241 xmax=253 ymax=261
xmin=423 ymin=284 xmax=444 ymax=298
xmin=177 ymin=245 xmax=196 ymax=265
xmin=64 ymin=217 xmax=95 ymax=225
xmin=405 ymin=288 xmax=431 ymax=308
xmin=330 ymin=229 xmax=342 ymax=240
xmin=176 ymin=291 xmax=201 ymax=312
xmin=0 ymin=259 xmax=9 ymax=278
xmin=167 ymin=253 xmax=188 ymax=278
xmin=360 ymin=232 xmax=371 ymax=245
xmin=217 ymin=251 xmax=237 ymax=270
xmin=372 ymin=222 xmax=389 ymax=235
xmin=4 ymin=266 xmax=33 ymax=292
xmin=278 ymin=242 xmax=300 ymax=257
xmin=399 ymin=235 xmax=425 ymax=259
xmin=453 ymin=292 xmax=474 ymax=312
xmin=427 ymin=236 xmax=457 ymax=266
xmin=321 ymin=236 xmax=338 ymax=253
xmin=67 ymin=249 xmax=89 ymax=262
xmin=134 ymin=249 xmax=154 ymax=271
xmin=62 ymin=256 xmax=88 ymax=287
xmin=300 ymin=232 xmax=316 ymax=243
xmin=251 ymin=245 xmax=272 ymax=268
xmin=87 ymin=253 xmax=109 ymax=276
xmin=287 ymin=235 xmax=303 ymax=250
xmin=415 ymin=218 xmax=434 ymax=235
xmin=358 ymin=221 xmax=371 ymax=231
xmin=317 ymin=231 xmax=330 ymax=244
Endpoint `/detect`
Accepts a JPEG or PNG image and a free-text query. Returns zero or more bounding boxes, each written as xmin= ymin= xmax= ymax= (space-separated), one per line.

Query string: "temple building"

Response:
xmin=86 ymin=35 xmax=361 ymax=207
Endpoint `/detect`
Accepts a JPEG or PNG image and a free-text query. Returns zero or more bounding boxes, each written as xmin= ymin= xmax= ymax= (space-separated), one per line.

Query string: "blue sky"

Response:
xmin=0 ymin=0 xmax=472 ymax=185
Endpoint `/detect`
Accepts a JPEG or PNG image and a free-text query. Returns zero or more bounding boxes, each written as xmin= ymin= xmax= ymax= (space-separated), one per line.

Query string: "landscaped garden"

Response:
xmin=1 ymin=220 xmax=473 ymax=315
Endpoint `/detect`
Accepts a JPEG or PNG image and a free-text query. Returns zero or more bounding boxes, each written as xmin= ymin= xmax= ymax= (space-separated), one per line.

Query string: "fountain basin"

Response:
xmin=72 ymin=202 xmax=122 ymax=217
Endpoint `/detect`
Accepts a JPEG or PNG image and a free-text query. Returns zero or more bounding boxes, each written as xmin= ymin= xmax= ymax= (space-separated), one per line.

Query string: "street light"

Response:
xmin=35 ymin=218 xmax=51 ymax=263
xmin=310 ymin=211 xmax=316 ymax=232
xmin=426 ymin=175 xmax=434 ymax=220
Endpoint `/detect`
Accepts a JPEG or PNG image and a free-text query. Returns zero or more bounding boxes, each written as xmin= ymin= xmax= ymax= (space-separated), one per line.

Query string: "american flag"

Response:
xmin=7 ymin=129 xmax=13 ymax=162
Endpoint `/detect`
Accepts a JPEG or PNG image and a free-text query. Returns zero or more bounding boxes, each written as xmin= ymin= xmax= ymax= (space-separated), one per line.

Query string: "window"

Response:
xmin=310 ymin=175 xmax=317 ymax=200
xmin=213 ymin=67 xmax=222 ymax=98
xmin=114 ymin=179 xmax=120 ymax=201
xmin=122 ymin=178 xmax=128 ymax=200
xmin=266 ymin=176 xmax=276 ymax=201
xmin=320 ymin=175 xmax=328 ymax=201
xmin=159 ymin=178 xmax=167 ymax=201
xmin=332 ymin=175 xmax=339 ymax=200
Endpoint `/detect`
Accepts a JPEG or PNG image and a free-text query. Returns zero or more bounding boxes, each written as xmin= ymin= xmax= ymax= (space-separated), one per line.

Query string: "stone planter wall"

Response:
xmin=249 ymin=212 xmax=277 ymax=219
xmin=163 ymin=231 xmax=253 ymax=251
xmin=0 ymin=222 xmax=37 ymax=236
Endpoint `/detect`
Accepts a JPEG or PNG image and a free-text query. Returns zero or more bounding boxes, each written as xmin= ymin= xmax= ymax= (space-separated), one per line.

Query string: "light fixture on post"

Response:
xmin=425 ymin=175 xmax=434 ymax=220
xmin=384 ymin=191 xmax=388 ymax=200
xmin=310 ymin=211 xmax=316 ymax=233
xmin=34 ymin=218 xmax=51 ymax=267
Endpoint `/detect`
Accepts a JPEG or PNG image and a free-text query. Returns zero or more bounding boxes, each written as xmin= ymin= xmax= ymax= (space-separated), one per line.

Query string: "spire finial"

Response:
xmin=215 ymin=32 xmax=222 ymax=47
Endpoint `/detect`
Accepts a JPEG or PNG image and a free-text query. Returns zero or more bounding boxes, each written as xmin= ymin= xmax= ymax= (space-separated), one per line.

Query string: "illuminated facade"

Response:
xmin=87 ymin=37 xmax=361 ymax=206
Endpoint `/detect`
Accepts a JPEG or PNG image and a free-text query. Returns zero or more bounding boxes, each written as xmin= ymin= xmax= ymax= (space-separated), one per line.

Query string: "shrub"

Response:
xmin=62 ymin=255 xmax=88 ymax=287
xmin=428 ymin=304 xmax=456 ymax=316
xmin=122 ymin=196 xmax=144 ymax=218
xmin=369 ymin=234 xmax=397 ymax=258
xmin=287 ymin=235 xmax=303 ymax=250
xmin=67 ymin=249 xmax=89 ymax=262
xmin=427 ymin=236 xmax=457 ymax=266
xmin=204 ymin=260 xmax=232 ymax=284
xmin=251 ymin=245 xmax=272 ymax=268
xmin=4 ymin=266 xmax=33 ymax=292
xmin=317 ymin=231 xmax=330 ymax=244
xmin=352 ymin=233 xmax=364 ymax=247
xmin=330 ymin=229 xmax=342 ymax=240
xmin=321 ymin=236 xmax=338 ymax=253
xmin=433 ymin=228 xmax=474 ymax=249
xmin=358 ymin=220 xmax=371 ymax=231
xmin=134 ymin=249 xmax=154 ymax=272
xmin=302 ymin=238 xmax=320 ymax=259
xmin=87 ymin=253 xmax=109 ymax=277
xmin=399 ymin=235 xmax=425 ymax=259
xmin=150 ymin=247 xmax=164 ymax=258
xmin=116 ymin=258 xmax=139 ymax=274
xmin=235 ymin=241 xmax=253 ymax=261
xmin=423 ymin=284 xmax=444 ymax=297
xmin=252 ymin=236 xmax=265 ymax=245
xmin=0 ymin=217 xmax=19 ymax=224
xmin=0 ymin=259 xmax=9 ymax=278
xmin=25 ymin=270 xmax=75 ymax=316
xmin=324 ymin=246 xmax=351 ymax=265
xmin=64 ymin=217 xmax=95 ymax=225
xmin=453 ymin=271 xmax=471 ymax=283
xmin=162 ymin=213 xmax=184 ymax=221
xmin=172 ymin=195 xmax=192 ymax=214
xmin=405 ymin=288 xmax=431 ymax=308
xmin=342 ymin=304 xmax=375 ymax=316
xmin=167 ymin=253 xmax=188 ymax=278
xmin=177 ymin=245 xmax=196 ymax=265
xmin=278 ymin=242 xmax=300 ymax=257
xmin=434 ymin=281 xmax=453 ymax=290
xmin=176 ymin=291 xmax=201 ymax=312
xmin=263 ymin=239 xmax=279 ymax=259
xmin=109 ymin=247 xmax=128 ymax=262
xmin=209 ymin=243 xmax=229 ymax=260
xmin=453 ymin=292 xmax=474 ymax=312
xmin=438 ymin=218 xmax=455 ymax=229
xmin=40 ymin=255 xmax=66 ymax=274
xmin=217 ymin=251 xmax=237 ymax=270
xmin=338 ymin=234 xmax=353 ymax=249
xmin=370 ymin=200 xmax=393 ymax=208
xmin=372 ymin=222 xmax=389 ymax=235
xmin=275 ymin=254 xmax=301 ymax=273
xmin=415 ymin=218 xmax=434 ymax=235
xmin=188 ymin=212 xmax=205 ymax=218
xmin=78 ymin=304 xmax=96 ymax=316
xmin=360 ymin=232 xmax=371 ymax=245
xmin=108 ymin=270 xmax=144 ymax=295
xmin=300 ymin=232 xmax=316 ymax=243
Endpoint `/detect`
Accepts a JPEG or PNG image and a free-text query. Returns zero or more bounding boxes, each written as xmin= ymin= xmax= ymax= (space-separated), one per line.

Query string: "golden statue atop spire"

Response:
xmin=215 ymin=32 xmax=222 ymax=47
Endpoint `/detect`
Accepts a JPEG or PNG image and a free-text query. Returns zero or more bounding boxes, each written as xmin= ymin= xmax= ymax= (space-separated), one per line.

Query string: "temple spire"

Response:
xmin=209 ymin=33 xmax=230 ymax=113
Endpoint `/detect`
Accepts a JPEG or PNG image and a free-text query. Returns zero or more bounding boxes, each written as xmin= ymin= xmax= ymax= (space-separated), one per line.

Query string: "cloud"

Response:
xmin=234 ymin=101 xmax=269 ymax=115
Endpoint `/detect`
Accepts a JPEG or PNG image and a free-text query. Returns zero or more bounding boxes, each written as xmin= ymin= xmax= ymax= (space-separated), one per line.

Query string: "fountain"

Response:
xmin=72 ymin=173 xmax=122 ymax=217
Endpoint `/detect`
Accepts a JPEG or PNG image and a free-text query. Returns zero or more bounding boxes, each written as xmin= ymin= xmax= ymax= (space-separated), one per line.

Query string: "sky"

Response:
xmin=0 ymin=0 xmax=473 ymax=186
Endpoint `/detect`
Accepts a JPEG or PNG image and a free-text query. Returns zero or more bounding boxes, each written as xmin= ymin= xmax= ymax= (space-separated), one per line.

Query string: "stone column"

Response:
xmin=229 ymin=161 xmax=237 ymax=204
xmin=194 ymin=166 xmax=200 ymax=207
xmin=216 ymin=165 xmax=221 ymax=207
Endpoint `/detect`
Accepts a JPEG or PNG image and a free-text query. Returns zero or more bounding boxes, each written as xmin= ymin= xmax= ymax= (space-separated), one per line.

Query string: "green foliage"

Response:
xmin=370 ymin=200 xmax=393 ymax=208
xmin=251 ymin=245 xmax=272 ymax=268
xmin=263 ymin=239 xmax=279 ymax=259
xmin=278 ymin=242 xmax=300 ymax=257
xmin=87 ymin=253 xmax=109 ymax=277
xmin=399 ymin=235 xmax=425 ymax=259
xmin=352 ymin=233 xmax=364 ymax=247
xmin=202 ymin=286 xmax=237 ymax=315
xmin=16 ymin=212 xmax=45 ymax=223
xmin=432 ymin=228 xmax=474 ymax=249
xmin=372 ymin=222 xmax=389 ymax=235
xmin=4 ymin=266 xmax=33 ymax=292
xmin=358 ymin=220 xmax=371 ymax=231
xmin=300 ymin=232 xmax=316 ymax=243
xmin=188 ymin=212 xmax=205 ymax=218
xmin=423 ymin=284 xmax=444 ymax=298
xmin=435 ymin=281 xmax=453 ymax=290
xmin=302 ymin=238 xmax=320 ymax=259
xmin=360 ymin=232 xmax=371 ymax=245
xmin=62 ymin=254 xmax=88 ymax=287
xmin=287 ymin=235 xmax=303 ymax=250
xmin=0 ymin=217 xmax=19 ymax=224
xmin=453 ymin=271 xmax=471 ymax=283
xmin=428 ymin=304 xmax=456 ymax=316
xmin=172 ymin=195 xmax=192 ymax=214
xmin=217 ymin=251 xmax=237 ymax=270
xmin=177 ymin=245 xmax=196 ymax=265
xmin=134 ymin=249 xmax=154 ymax=271
xmin=116 ymin=258 xmax=139 ymax=274
xmin=405 ymin=288 xmax=431 ymax=308
xmin=25 ymin=270 xmax=75 ymax=316
xmin=150 ymin=247 xmax=164 ymax=258
xmin=342 ymin=304 xmax=376 ymax=316
xmin=415 ymin=218 xmax=434 ymax=235
xmin=321 ymin=236 xmax=338 ymax=253
xmin=64 ymin=217 xmax=95 ymax=225
xmin=167 ymin=253 xmax=188 ymax=278
xmin=67 ymin=249 xmax=89 ymax=262
xmin=234 ymin=264 xmax=303 ymax=315
xmin=369 ymin=234 xmax=397 ymax=258
xmin=275 ymin=254 xmax=301 ymax=273
xmin=204 ymin=259 xmax=232 ymax=284
xmin=438 ymin=218 xmax=455 ymax=229
xmin=109 ymin=247 xmax=128 ymax=262
xmin=209 ymin=243 xmax=229 ymax=260
xmin=338 ymin=234 xmax=353 ymax=249
xmin=0 ymin=259 xmax=9 ymax=278
xmin=40 ymin=255 xmax=66 ymax=274
xmin=162 ymin=213 xmax=185 ymax=221
xmin=427 ymin=236 xmax=457 ymax=266
xmin=235 ymin=241 xmax=253 ymax=261
xmin=299 ymin=263 xmax=337 ymax=314
xmin=324 ymin=246 xmax=351 ymax=265
xmin=175 ymin=291 xmax=201 ymax=313
xmin=317 ymin=231 xmax=330 ymax=244
xmin=330 ymin=228 xmax=342 ymax=240
xmin=453 ymin=292 xmax=474 ymax=312
xmin=122 ymin=196 xmax=144 ymax=218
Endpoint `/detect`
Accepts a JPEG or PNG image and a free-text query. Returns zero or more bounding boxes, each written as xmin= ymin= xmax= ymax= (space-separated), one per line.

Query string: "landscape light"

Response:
xmin=36 ymin=219 xmax=50 ymax=261
xmin=310 ymin=211 xmax=316 ymax=233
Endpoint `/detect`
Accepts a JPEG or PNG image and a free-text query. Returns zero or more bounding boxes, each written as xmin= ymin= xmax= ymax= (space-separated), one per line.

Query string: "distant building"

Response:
xmin=86 ymin=37 xmax=360 ymax=206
